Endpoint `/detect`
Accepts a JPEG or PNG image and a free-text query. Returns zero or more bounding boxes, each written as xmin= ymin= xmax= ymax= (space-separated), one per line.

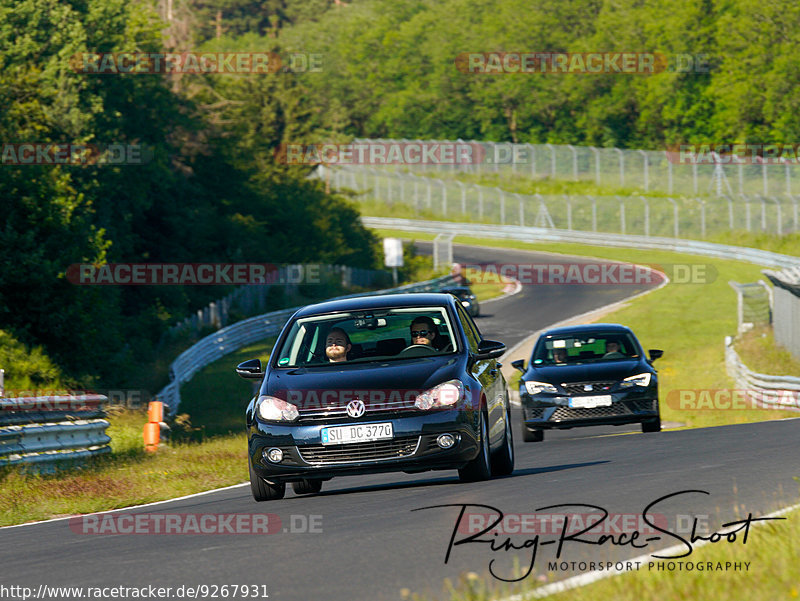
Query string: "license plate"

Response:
xmin=321 ymin=422 xmax=393 ymax=445
xmin=569 ymin=395 xmax=612 ymax=408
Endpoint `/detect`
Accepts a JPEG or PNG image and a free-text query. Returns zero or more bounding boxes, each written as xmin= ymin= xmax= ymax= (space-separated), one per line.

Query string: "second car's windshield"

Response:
xmin=274 ymin=307 xmax=458 ymax=367
xmin=532 ymin=333 xmax=639 ymax=365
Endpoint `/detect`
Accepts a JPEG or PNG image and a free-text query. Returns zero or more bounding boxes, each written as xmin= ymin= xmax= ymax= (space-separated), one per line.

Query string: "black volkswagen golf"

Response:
xmin=237 ymin=293 xmax=513 ymax=501
xmin=512 ymin=323 xmax=662 ymax=441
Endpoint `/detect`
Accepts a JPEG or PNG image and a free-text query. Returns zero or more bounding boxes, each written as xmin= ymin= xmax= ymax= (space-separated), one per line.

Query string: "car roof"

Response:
xmin=539 ymin=323 xmax=635 ymax=337
xmin=292 ymin=293 xmax=457 ymax=318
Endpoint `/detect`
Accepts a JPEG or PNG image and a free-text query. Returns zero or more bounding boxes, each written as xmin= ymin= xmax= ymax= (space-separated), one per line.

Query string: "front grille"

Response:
xmin=552 ymin=405 xmax=629 ymax=420
xmin=297 ymin=399 xmax=419 ymax=421
xmin=298 ymin=436 xmax=420 ymax=465
xmin=561 ymin=381 xmax=616 ymax=395
xmin=550 ymin=400 xmax=656 ymax=421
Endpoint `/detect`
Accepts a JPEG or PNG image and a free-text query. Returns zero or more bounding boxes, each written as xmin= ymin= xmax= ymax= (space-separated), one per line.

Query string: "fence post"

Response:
xmin=615 ymin=148 xmax=624 ymax=186
xmin=565 ymin=194 xmax=572 ymax=230
xmin=640 ymin=196 xmax=650 ymax=236
xmin=496 ymin=187 xmax=505 ymax=225
xmin=639 ymin=150 xmax=649 ymax=192
xmin=546 ymin=143 xmax=556 ymax=178
xmin=590 ymin=146 xmax=600 ymax=185
xmin=568 ymin=144 xmax=578 ymax=180
xmin=618 ymin=197 xmax=625 ymax=234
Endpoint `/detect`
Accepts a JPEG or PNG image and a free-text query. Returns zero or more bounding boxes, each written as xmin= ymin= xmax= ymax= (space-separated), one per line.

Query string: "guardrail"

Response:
xmin=0 ymin=394 xmax=111 ymax=467
xmin=156 ymin=274 xmax=461 ymax=415
xmin=361 ymin=216 xmax=800 ymax=269
xmin=725 ymin=338 xmax=800 ymax=411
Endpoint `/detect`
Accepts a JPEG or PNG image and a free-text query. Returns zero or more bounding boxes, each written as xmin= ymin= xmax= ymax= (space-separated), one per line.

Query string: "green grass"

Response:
xmin=735 ymin=326 xmax=800 ymax=377
xmin=373 ymin=227 xmax=799 ymax=429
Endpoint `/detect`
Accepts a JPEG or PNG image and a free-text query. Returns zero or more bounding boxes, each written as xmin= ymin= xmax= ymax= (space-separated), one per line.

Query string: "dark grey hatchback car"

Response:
xmin=512 ymin=323 xmax=662 ymax=441
xmin=237 ymin=293 xmax=513 ymax=501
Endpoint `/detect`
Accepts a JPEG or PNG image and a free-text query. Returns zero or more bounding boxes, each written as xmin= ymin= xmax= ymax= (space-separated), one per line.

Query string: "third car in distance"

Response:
xmin=512 ymin=323 xmax=662 ymax=442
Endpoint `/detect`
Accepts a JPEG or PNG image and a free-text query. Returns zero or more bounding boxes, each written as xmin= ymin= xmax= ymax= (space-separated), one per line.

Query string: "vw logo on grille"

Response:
xmin=346 ymin=399 xmax=366 ymax=418
xmin=584 ymin=384 xmax=593 ymax=391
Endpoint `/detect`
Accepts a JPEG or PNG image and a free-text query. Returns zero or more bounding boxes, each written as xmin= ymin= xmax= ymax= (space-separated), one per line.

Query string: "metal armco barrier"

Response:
xmin=725 ymin=338 xmax=800 ymax=411
xmin=0 ymin=394 xmax=111 ymax=467
xmin=156 ymin=274 xmax=460 ymax=415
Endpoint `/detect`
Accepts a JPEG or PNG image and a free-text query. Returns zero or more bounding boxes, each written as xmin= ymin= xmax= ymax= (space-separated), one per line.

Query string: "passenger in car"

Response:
xmin=325 ymin=327 xmax=352 ymax=362
xmin=552 ymin=348 xmax=567 ymax=364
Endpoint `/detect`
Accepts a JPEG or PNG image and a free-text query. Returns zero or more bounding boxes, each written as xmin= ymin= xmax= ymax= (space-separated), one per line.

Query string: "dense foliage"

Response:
xmin=0 ymin=0 xmax=378 ymax=388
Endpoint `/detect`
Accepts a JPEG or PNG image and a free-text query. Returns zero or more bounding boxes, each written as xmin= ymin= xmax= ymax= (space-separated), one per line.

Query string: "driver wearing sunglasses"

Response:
xmin=410 ymin=316 xmax=441 ymax=349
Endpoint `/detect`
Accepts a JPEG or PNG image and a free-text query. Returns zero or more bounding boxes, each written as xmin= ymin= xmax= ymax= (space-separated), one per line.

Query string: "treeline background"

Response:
xmin=2 ymin=0 xmax=797 ymax=389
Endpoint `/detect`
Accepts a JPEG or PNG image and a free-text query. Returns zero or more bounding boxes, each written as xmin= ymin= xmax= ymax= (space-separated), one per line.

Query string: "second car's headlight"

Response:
xmin=257 ymin=395 xmax=300 ymax=421
xmin=620 ymin=373 xmax=652 ymax=388
xmin=415 ymin=380 xmax=464 ymax=410
xmin=524 ymin=380 xmax=558 ymax=395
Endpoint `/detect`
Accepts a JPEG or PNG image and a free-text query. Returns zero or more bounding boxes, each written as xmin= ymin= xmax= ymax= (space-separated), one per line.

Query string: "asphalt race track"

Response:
xmin=3 ymin=243 xmax=799 ymax=601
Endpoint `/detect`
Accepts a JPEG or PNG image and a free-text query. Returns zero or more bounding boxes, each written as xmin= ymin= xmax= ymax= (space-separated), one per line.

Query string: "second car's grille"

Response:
xmin=298 ymin=436 xmax=420 ymax=465
xmin=551 ymin=400 xmax=656 ymax=420
xmin=552 ymin=405 xmax=629 ymax=419
xmin=561 ymin=381 xmax=616 ymax=395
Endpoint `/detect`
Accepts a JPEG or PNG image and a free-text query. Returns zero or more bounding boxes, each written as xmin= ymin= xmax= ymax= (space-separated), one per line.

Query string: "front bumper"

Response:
xmin=521 ymin=389 xmax=658 ymax=430
xmin=248 ymin=408 xmax=480 ymax=482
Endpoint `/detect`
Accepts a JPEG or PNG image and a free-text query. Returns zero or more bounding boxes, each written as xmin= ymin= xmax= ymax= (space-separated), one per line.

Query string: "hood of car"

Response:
xmin=527 ymin=359 xmax=650 ymax=384
xmin=264 ymin=355 xmax=463 ymax=406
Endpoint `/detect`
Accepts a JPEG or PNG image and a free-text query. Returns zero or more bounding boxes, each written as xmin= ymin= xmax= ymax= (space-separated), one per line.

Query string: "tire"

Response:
xmin=491 ymin=406 xmax=514 ymax=476
xmin=459 ymin=410 xmax=492 ymax=482
xmin=641 ymin=417 xmax=661 ymax=433
xmin=522 ymin=425 xmax=544 ymax=442
xmin=249 ymin=461 xmax=286 ymax=501
xmin=292 ymin=479 xmax=323 ymax=495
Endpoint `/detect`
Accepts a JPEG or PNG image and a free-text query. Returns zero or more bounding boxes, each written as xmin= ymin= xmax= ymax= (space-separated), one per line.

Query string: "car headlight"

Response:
xmin=257 ymin=395 xmax=299 ymax=421
xmin=620 ymin=373 xmax=652 ymax=388
xmin=461 ymin=300 xmax=471 ymax=306
xmin=524 ymin=380 xmax=558 ymax=395
xmin=415 ymin=379 xmax=464 ymax=410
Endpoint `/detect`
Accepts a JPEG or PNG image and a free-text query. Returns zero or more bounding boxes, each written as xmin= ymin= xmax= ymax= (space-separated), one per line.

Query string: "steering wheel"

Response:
xmin=399 ymin=344 xmax=436 ymax=356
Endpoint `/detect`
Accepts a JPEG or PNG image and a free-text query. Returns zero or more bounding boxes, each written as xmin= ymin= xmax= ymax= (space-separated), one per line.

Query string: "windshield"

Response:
xmin=532 ymin=332 xmax=640 ymax=365
xmin=274 ymin=307 xmax=458 ymax=367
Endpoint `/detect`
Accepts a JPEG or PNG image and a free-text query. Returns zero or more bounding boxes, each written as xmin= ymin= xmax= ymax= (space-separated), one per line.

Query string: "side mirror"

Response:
xmin=648 ymin=349 xmax=664 ymax=362
xmin=476 ymin=339 xmax=506 ymax=360
xmin=511 ymin=359 xmax=526 ymax=373
xmin=236 ymin=358 xmax=263 ymax=379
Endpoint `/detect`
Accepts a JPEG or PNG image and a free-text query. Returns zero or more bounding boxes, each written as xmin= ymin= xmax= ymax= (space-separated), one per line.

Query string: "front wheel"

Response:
xmin=641 ymin=417 xmax=661 ymax=433
xmin=459 ymin=410 xmax=492 ymax=482
xmin=292 ymin=479 xmax=323 ymax=495
xmin=491 ymin=406 xmax=514 ymax=476
xmin=249 ymin=462 xmax=286 ymax=501
xmin=522 ymin=425 xmax=544 ymax=442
